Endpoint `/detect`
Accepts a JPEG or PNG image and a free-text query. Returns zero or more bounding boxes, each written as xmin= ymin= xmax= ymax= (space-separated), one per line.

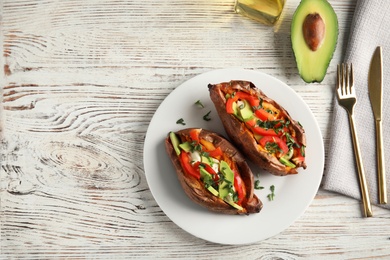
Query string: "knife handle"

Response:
xmin=376 ymin=119 xmax=387 ymax=204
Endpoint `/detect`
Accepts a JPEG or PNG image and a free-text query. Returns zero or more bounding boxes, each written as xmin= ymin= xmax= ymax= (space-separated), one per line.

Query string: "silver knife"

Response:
xmin=368 ymin=46 xmax=387 ymax=204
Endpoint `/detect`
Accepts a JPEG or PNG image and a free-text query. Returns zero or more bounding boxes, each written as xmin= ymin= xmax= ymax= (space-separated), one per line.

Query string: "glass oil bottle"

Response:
xmin=234 ymin=0 xmax=286 ymax=26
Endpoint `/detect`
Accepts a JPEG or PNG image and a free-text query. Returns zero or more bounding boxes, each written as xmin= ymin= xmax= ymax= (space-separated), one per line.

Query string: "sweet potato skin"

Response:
xmin=208 ymin=80 xmax=307 ymax=176
xmin=165 ymin=128 xmax=262 ymax=215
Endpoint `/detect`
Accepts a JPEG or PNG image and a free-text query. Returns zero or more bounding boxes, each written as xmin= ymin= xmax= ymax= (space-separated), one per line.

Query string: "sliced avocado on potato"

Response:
xmin=291 ymin=0 xmax=338 ymax=83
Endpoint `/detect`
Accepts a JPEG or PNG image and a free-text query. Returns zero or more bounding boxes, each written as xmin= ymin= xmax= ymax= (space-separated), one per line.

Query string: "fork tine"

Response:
xmin=341 ymin=63 xmax=347 ymax=96
xmin=340 ymin=63 xmax=354 ymax=96
xmin=337 ymin=63 xmax=355 ymax=98
xmin=345 ymin=63 xmax=350 ymax=95
xmin=350 ymin=63 xmax=355 ymax=94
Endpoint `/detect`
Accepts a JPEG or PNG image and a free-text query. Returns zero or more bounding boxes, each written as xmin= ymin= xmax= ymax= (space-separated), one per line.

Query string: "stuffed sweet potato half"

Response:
xmin=165 ymin=128 xmax=262 ymax=215
xmin=208 ymin=80 xmax=307 ymax=176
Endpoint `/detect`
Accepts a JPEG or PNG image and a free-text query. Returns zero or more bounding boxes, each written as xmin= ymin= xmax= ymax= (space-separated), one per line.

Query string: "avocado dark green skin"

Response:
xmin=291 ymin=0 xmax=338 ymax=83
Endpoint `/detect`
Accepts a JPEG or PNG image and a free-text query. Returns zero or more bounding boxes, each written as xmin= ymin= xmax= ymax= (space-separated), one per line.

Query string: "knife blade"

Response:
xmin=368 ymin=46 xmax=387 ymax=204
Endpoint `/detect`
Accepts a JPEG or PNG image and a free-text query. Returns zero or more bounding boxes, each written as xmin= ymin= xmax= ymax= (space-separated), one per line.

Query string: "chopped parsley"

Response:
xmin=203 ymin=111 xmax=212 ymax=121
xmin=252 ymin=99 xmax=264 ymax=111
xmin=256 ymin=119 xmax=281 ymax=130
xmin=255 ymin=181 xmax=275 ymax=201
xmin=301 ymin=145 xmax=306 ymax=157
xmin=259 ymin=97 xmax=264 ymax=108
xmin=285 ymin=133 xmax=297 ymax=148
xmin=192 ymin=142 xmax=202 ymax=152
xmin=254 ymin=180 xmax=264 ymax=190
xmin=199 ymin=164 xmax=215 ymax=187
xmin=265 ymin=142 xmax=282 ymax=154
xmin=176 ymin=118 xmax=186 ymax=125
xmin=267 ymin=185 xmax=275 ymax=201
xmin=195 ymin=100 xmax=204 ymax=108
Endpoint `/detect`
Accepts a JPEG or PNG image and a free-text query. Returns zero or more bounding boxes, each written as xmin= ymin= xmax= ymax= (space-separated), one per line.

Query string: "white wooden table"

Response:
xmin=1 ymin=0 xmax=390 ymax=258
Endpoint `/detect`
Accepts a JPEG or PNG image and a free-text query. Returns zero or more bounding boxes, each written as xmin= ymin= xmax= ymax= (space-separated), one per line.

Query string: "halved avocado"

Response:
xmin=291 ymin=0 xmax=338 ymax=83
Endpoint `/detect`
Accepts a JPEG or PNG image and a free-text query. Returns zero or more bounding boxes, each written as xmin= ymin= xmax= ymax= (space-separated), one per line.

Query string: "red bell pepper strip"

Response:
xmin=202 ymin=163 xmax=218 ymax=175
xmin=189 ymin=129 xmax=201 ymax=143
xmin=208 ymin=146 xmax=223 ymax=158
xmin=252 ymin=127 xmax=278 ymax=136
xmin=179 ymin=152 xmax=200 ymax=179
xmin=254 ymin=108 xmax=276 ymax=121
xmin=292 ymin=156 xmax=305 ymax=165
xmin=246 ymin=117 xmax=283 ymax=137
xmin=292 ymin=146 xmax=305 ymax=165
xmin=226 ymin=91 xmax=260 ymax=114
xmin=245 ymin=118 xmax=257 ymax=127
xmin=234 ymin=92 xmax=260 ymax=107
xmin=192 ymin=161 xmax=201 ymax=169
xmin=259 ymin=136 xmax=289 ymax=154
xmin=198 ymin=162 xmax=220 ymax=184
xmin=233 ymin=170 xmax=245 ymax=205
xmin=226 ymin=97 xmax=236 ymax=114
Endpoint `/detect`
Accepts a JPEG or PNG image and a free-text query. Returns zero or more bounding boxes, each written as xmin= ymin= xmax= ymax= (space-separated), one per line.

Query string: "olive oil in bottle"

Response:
xmin=234 ymin=0 xmax=286 ymax=26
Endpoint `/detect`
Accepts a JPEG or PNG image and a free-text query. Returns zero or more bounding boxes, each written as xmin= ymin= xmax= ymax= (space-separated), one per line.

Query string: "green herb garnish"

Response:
xmin=267 ymin=185 xmax=275 ymax=201
xmin=301 ymin=145 xmax=306 ymax=157
xmin=176 ymin=118 xmax=186 ymax=125
xmin=285 ymin=133 xmax=296 ymax=148
xmin=254 ymin=180 xmax=264 ymax=190
xmin=256 ymin=119 xmax=282 ymax=130
xmin=265 ymin=142 xmax=281 ymax=154
xmin=195 ymin=100 xmax=205 ymax=108
xmin=203 ymin=111 xmax=212 ymax=121
xmin=193 ymin=143 xmax=202 ymax=152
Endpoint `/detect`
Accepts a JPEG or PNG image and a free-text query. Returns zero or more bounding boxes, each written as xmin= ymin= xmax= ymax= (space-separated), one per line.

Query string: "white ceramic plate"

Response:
xmin=143 ymin=68 xmax=324 ymax=245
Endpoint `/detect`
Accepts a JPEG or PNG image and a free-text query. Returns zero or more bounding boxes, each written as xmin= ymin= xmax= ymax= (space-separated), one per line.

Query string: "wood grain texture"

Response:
xmin=1 ymin=0 xmax=390 ymax=259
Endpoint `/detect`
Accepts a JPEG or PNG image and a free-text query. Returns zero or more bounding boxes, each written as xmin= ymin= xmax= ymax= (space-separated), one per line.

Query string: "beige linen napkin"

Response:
xmin=323 ymin=0 xmax=390 ymax=209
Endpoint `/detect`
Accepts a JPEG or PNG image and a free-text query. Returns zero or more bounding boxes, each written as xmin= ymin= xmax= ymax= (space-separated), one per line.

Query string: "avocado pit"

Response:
xmin=291 ymin=0 xmax=338 ymax=83
xmin=302 ymin=13 xmax=325 ymax=51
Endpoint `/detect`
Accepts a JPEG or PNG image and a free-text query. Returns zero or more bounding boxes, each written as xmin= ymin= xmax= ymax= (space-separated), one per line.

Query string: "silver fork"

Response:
xmin=336 ymin=63 xmax=373 ymax=217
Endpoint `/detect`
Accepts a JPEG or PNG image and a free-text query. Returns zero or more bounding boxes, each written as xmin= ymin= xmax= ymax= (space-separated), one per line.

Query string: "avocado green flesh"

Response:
xmin=291 ymin=0 xmax=338 ymax=83
xmin=282 ymin=147 xmax=294 ymax=160
xmin=224 ymin=194 xmax=243 ymax=211
xmin=179 ymin=141 xmax=192 ymax=153
xmin=169 ymin=132 xmax=181 ymax=156
xmin=238 ymin=100 xmax=254 ymax=121
xmin=218 ymin=161 xmax=234 ymax=199
xmin=199 ymin=167 xmax=219 ymax=196
xmin=219 ymin=161 xmax=234 ymax=183
xmin=279 ymin=156 xmax=296 ymax=168
xmin=219 ymin=160 xmax=242 ymax=210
